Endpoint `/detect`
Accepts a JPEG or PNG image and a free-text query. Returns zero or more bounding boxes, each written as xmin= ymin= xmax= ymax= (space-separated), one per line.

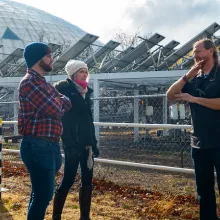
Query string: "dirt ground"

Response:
xmin=0 ymin=177 xmax=141 ymax=220
xmin=0 ymin=162 xmax=205 ymax=220
xmin=0 ymin=132 xmax=218 ymax=219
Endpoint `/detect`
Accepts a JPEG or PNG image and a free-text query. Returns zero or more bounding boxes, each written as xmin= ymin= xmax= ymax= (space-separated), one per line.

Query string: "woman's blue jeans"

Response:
xmin=20 ymin=136 xmax=62 ymax=220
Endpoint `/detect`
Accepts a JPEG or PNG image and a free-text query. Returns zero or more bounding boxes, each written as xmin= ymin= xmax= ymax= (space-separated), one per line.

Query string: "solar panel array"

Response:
xmin=0 ymin=22 xmax=219 ymax=77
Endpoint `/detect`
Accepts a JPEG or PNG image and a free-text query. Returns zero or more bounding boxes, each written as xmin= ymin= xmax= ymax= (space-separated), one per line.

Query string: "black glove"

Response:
xmin=92 ymin=145 xmax=100 ymax=158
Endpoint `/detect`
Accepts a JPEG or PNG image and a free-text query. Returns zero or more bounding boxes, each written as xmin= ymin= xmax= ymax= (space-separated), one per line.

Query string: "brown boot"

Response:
xmin=79 ymin=185 xmax=93 ymax=220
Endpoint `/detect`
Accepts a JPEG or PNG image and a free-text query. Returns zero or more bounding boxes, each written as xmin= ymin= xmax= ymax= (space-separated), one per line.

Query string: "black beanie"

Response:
xmin=23 ymin=42 xmax=51 ymax=68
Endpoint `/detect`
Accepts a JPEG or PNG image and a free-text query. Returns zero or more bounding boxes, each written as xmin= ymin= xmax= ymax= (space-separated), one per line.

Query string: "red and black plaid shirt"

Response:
xmin=18 ymin=70 xmax=72 ymax=140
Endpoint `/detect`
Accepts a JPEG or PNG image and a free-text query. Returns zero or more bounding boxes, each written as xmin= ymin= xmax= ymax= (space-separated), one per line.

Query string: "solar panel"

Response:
xmin=106 ymin=33 xmax=165 ymax=72
xmin=120 ymin=49 xmax=154 ymax=72
xmin=134 ymin=40 xmax=180 ymax=71
xmin=180 ymin=38 xmax=220 ymax=69
xmin=157 ymin=22 xmax=220 ymax=70
xmin=85 ymin=40 xmax=120 ymax=68
xmin=101 ymin=46 xmax=135 ymax=72
xmin=53 ymin=33 xmax=98 ymax=72
xmin=48 ymin=43 xmax=61 ymax=53
xmin=0 ymin=48 xmax=23 ymax=75
xmin=12 ymin=43 xmax=66 ymax=75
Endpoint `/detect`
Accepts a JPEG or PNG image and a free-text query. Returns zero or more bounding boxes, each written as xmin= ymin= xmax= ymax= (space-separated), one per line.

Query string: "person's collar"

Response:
xmin=202 ymin=59 xmax=215 ymax=74
xmin=199 ymin=65 xmax=218 ymax=79
xmin=67 ymin=78 xmax=74 ymax=85
xmin=66 ymin=78 xmax=93 ymax=93
xmin=28 ymin=69 xmax=45 ymax=80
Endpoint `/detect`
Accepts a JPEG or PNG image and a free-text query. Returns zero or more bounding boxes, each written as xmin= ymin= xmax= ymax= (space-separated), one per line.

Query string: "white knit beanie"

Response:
xmin=65 ymin=60 xmax=88 ymax=78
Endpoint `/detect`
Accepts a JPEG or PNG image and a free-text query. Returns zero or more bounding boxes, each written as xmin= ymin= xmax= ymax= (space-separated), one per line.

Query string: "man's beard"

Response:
xmin=194 ymin=56 xmax=209 ymax=67
xmin=39 ymin=59 xmax=53 ymax=72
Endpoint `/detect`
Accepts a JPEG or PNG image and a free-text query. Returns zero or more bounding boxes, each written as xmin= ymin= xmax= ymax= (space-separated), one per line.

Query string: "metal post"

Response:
xmin=134 ymin=89 xmax=139 ymax=142
xmin=13 ymin=88 xmax=18 ymax=135
xmin=162 ymin=96 xmax=168 ymax=136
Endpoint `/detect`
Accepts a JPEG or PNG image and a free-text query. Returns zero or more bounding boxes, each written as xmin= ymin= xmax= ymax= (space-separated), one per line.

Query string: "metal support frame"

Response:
xmin=133 ymin=89 xmax=139 ymax=142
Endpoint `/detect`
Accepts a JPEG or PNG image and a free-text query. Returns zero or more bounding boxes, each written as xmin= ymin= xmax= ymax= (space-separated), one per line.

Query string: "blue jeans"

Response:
xmin=20 ymin=136 xmax=62 ymax=220
xmin=192 ymin=147 xmax=220 ymax=220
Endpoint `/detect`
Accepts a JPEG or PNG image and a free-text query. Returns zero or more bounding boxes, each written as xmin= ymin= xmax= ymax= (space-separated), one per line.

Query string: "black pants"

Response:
xmin=56 ymin=148 xmax=94 ymax=194
xmin=192 ymin=147 xmax=220 ymax=220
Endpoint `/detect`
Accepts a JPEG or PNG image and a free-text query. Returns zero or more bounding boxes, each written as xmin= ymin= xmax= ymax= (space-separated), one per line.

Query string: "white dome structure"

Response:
xmin=0 ymin=0 xmax=104 ymax=77
xmin=0 ymin=0 xmax=88 ymax=56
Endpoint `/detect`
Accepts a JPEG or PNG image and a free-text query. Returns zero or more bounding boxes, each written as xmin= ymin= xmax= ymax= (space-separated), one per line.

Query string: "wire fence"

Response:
xmin=0 ymin=90 xmax=193 ymax=169
xmin=2 ymin=121 xmax=192 ymax=170
xmin=0 ymin=89 xmax=196 ymax=195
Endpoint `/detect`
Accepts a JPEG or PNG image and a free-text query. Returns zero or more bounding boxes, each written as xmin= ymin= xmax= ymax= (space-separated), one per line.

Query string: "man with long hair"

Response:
xmin=167 ymin=38 xmax=220 ymax=219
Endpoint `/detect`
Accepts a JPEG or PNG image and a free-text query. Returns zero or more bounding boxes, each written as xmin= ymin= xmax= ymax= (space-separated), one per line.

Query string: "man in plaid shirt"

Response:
xmin=18 ymin=42 xmax=72 ymax=220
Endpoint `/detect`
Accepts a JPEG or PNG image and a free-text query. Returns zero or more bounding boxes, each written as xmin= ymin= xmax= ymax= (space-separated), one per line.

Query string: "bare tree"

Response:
xmin=112 ymin=30 xmax=152 ymax=51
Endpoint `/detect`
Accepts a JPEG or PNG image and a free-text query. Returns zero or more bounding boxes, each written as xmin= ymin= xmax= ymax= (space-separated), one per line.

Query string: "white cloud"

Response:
xmin=123 ymin=0 xmax=220 ymax=45
xmin=12 ymin=0 xmax=220 ymax=46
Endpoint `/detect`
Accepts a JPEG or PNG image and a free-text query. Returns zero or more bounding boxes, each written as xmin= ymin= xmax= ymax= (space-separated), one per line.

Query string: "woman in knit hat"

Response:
xmin=53 ymin=60 xmax=99 ymax=220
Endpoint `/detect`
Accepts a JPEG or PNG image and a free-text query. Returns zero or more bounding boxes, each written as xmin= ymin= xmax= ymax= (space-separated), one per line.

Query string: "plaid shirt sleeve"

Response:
xmin=53 ymin=86 xmax=72 ymax=112
xmin=21 ymin=79 xmax=66 ymax=119
xmin=59 ymin=94 xmax=72 ymax=111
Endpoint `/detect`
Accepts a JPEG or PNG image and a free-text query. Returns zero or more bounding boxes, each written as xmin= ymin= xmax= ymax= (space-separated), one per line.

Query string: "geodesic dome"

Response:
xmin=0 ymin=0 xmax=88 ymax=58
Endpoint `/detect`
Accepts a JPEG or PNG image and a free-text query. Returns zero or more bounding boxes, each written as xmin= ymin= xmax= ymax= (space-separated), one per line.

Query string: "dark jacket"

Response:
xmin=54 ymin=78 xmax=97 ymax=152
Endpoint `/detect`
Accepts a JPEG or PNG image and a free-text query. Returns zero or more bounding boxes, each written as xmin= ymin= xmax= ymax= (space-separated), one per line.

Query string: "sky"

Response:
xmin=14 ymin=0 xmax=220 ymax=47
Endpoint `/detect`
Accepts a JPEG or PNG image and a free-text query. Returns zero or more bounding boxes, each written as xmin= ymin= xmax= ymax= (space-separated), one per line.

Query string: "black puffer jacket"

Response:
xmin=54 ymin=79 xmax=97 ymax=152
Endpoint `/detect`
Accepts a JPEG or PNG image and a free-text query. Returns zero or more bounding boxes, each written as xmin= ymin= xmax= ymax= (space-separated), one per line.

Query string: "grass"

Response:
xmin=0 ymin=135 xmax=214 ymax=219
xmin=0 ymin=162 xmax=204 ymax=220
